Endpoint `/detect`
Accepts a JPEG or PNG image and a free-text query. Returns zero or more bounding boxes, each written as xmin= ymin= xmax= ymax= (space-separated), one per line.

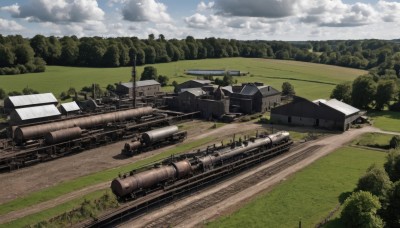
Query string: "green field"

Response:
xmin=351 ymin=132 xmax=393 ymax=150
xmin=370 ymin=111 xmax=400 ymax=133
xmin=207 ymin=147 xmax=386 ymax=228
xmin=0 ymin=58 xmax=366 ymax=100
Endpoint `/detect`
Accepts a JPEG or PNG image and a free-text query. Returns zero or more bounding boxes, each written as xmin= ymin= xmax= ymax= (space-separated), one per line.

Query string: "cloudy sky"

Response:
xmin=0 ymin=0 xmax=399 ymax=40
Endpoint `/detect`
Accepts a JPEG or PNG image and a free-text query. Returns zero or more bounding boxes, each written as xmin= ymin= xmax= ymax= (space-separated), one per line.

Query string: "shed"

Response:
xmin=10 ymin=104 xmax=61 ymax=125
xmin=116 ymin=80 xmax=161 ymax=97
xmin=4 ymin=93 xmax=58 ymax=113
xmin=271 ymin=96 xmax=361 ymax=131
xmin=60 ymin=101 xmax=81 ymax=115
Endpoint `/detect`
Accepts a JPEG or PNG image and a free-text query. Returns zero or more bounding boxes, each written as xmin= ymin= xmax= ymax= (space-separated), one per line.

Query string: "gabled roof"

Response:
xmin=121 ymin=80 xmax=160 ymax=88
xmin=15 ymin=105 xmax=61 ymax=120
xmin=239 ymin=84 xmax=279 ymax=96
xmin=240 ymin=84 xmax=259 ymax=96
xmin=181 ymin=88 xmax=206 ymax=97
xmin=8 ymin=93 xmax=58 ymax=107
xmin=258 ymin=86 xmax=280 ymax=96
xmin=190 ymin=79 xmax=211 ymax=84
xmin=221 ymin=86 xmax=233 ymax=94
xmin=319 ymin=99 xmax=360 ymax=116
xmin=61 ymin=101 xmax=80 ymax=112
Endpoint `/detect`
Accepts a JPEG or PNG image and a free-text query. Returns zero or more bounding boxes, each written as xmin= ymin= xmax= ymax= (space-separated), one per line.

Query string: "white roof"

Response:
xmin=121 ymin=80 xmax=160 ymax=88
xmin=15 ymin=105 xmax=61 ymax=120
xmin=8 ymin=93 xmax=58 ymax=107
xmin=321 ymin=99 xmax=360 ymax=116
xmin=61 ymin=101 xmax=80 ymax=112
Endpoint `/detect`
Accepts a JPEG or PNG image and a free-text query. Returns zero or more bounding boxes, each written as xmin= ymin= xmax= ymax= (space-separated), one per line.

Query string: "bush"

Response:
xmin=25 ymin=62 xmax=36 ymax=72
xmin=16 ymin=64 xmax=27 ymax=74
xmin=0 ymin=88 xmax=6 ymax=99
xmin=390 ymin=136 xmax=400 ymax=149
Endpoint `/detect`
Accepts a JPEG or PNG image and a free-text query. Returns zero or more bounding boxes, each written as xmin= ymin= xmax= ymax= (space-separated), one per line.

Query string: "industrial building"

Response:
xmin=270 ymin=96 xmax=361 ymax=131
xmin=60 ymin=101 xmax=81 ymax=115
xmin=116 ymin=80 xmax=161 ymax=97
xmin=9 ymin=104 xmax=61 ymax=125
xmin=175 ymin=80 xmax=212 ymax=92
xmin=4 ymin=93 xmax=58 ymax=113
xmin=223 ymin=83 xmax=281 ymax=114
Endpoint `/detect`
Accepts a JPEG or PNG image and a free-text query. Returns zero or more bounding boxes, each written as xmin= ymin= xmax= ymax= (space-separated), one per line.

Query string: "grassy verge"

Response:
xmin=370 ymin=111 xmax=400 ymax=133
xmin=0 ymin=190 xmax=112 ymax=228
xmin=0 ymin=136 xmax=213 ymax=216
xmin=207 ymin=147 xmax=386 ymax=228
xmin=351 ymin=132 xmax=393 ymax=150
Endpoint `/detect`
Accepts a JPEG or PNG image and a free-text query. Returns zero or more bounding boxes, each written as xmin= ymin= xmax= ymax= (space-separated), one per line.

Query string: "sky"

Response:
xmin=0 ymin=0 xmax=399 ymax=41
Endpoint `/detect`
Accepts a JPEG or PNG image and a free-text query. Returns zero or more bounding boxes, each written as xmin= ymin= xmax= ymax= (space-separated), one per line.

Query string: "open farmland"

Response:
xmin=0 ymin=58 xmax=366 ymax=100
xmin=207 ymin=147 xmax=386 ymax=228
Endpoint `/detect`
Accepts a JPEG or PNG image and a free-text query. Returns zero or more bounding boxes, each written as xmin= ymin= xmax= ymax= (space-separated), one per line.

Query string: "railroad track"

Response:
xmin=76 ymin=141 xmax=313 ymax=228
xmin=0 ymin=112 xmax=196 ymax=172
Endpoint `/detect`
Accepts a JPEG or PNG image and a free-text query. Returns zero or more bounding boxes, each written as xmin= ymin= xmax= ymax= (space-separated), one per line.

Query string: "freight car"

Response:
xmin=111 ymin=131 xmax=291 ymax=200
xmin=122 ymin=125 xmax=187 ymax=156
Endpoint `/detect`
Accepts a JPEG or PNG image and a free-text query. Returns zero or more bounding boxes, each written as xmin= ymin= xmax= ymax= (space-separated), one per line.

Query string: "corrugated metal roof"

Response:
xmin=121 ymin=80 xmax=160 ymax=88
xmin=61 ymin=101 xmax=80 ymax=112
xmin=181 ymin=88 xmax=206 ymax=97
xmin=321 ymin=99 xmax=360 ymax=116
xmin=15 ymin=105 xmax=61 ymax=120
xmin=8 ymin=93 xmax=58 ymax=107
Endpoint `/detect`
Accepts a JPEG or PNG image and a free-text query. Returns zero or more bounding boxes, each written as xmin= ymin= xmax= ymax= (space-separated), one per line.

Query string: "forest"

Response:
xmin=1 ymin=34 xmax=400 ymax=78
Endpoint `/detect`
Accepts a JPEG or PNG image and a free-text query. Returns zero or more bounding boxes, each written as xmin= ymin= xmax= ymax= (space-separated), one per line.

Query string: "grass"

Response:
xmin=369 ymin=111 xmax=400 ymax=133
xmin=207 ymin=147 xmax=386 ymax=228
xmin=0 ymin=189 xmax=110 ymax=228
xmin=0 ymin=136 xmax=213 ymax=216
xmin=0 ymin=58 xmax=366 ymax=100
xmin=351 ymin=132 xmax=393 ymax=150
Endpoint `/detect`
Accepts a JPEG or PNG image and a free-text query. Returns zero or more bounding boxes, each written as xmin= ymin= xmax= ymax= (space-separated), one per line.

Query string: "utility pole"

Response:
xmin=132 ymin=55 xmax=136 ymax=108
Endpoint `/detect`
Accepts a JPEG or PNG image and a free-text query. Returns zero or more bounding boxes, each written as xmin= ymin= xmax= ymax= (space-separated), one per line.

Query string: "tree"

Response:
xmin=352 ymin=75 xmax=377 ymax=109
xmin=106 ymin=84 xmax=115 ymax=92
xmin=384 ymin=181 xmax=400 ymax=227
xmin=33 ymin=57 xmax=46 ymax=72
xmin=341 ymin=191 xmax=383 ymax=228
xmin=0 ymin=44 xmax=15 ymax=67
xmin=102 ymin=45 xmax=120 ymax=67
xmin=22 ymin=87 xmax=39 ymax=95
xmin=14 ymin=44 xmax=35 ymax=65
xmin=375 ymin=80 xmax=397 ymax=110
xmin=141 ymin=66 xmax=158 ymax=81
xmin=144 ymin=46 xmax=156 ymax=64
xmin=384 ymin=150 xmax=400 ymax=182
xmin=390 ymin=136 xmax=400 ymax=149
xmin=330 ymin=82 xmax=352 ymax=104
xmin=0 ymin=88 xmax=5 ymax=99
xmin=356 ymin=165 xmax=392 ymax=206
xmin=282 ymin=82 xmax=295 ymax=96
xmin=157 ymin=75 xmax=169 ymax=87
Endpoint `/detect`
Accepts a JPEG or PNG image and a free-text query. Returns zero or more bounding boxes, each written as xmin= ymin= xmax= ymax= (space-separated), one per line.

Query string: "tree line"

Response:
xmin=340 ymin=145 xmax=400 ymax=227
xmin=2 ymin=34 xmax=400 ymax=78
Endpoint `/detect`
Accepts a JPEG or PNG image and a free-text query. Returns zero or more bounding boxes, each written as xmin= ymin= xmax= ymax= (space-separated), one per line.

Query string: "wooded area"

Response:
xmin=1 ymin=34 xmax=400 ymax=78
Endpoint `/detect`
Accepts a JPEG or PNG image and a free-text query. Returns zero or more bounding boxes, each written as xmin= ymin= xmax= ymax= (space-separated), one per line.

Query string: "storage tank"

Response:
xmin=44 ymin=127 xmax=82 ymax=144
xmin=141 ymin=125 xmax=179 ymax=145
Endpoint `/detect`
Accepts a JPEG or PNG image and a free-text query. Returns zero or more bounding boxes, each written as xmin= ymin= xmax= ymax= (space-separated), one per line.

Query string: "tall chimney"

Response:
xmin=132 ymin=55 xmax=137 ymax=108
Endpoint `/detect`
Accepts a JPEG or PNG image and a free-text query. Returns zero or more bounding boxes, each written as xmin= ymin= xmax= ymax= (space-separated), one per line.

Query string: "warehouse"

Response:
xmin=4 ymin=93 xmax=58 ymax=113
xmin=116 ymin=80 xmax=161 ymax=97
xmin=60 ymin=101 xmax=81 ymax=115
xmin=9 ymin=104 xmax=61 ymax=125
xmin=270 ymin=96 xmax=361 ymax=131
xmin=175 ymin=80 xmax=211 ymax=92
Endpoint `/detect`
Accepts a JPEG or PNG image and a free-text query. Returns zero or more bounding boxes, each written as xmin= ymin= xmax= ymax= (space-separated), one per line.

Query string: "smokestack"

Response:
xmin=132 ymin=55 xmax=137 ymax=108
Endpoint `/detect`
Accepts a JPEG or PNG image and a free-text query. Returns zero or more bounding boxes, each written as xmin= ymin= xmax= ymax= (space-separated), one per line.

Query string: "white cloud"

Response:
xmin=184 ymin=13 xmax=223 ymax=29
xmin=0 ymin=18 xmax=24 ymax=32
xmin=197 ymin=1 xmax=215 ymax=11
xmin=4 ymin=0 xmax=104 ymax=23
xmin=377 ymin=0 xmax=400 ymax=22
xmin=122 ymin=0 xmax=171 ymax=23
xmin=1 ymin=4 xmax=20 ymax=15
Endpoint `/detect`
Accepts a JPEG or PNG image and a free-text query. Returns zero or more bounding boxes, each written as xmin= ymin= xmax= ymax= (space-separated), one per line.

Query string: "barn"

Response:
xmin=60 ymin=101 xmax=81 ymax=115
xmin=9 ymin=105 xmax=61 ymax=125
xmin=270 ymin=96 xmax=361 ymax=131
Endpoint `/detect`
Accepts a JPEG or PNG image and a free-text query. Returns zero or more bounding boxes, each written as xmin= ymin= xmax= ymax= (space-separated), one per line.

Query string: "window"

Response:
xmin=288 ymin=116 xmax=292 ymax=123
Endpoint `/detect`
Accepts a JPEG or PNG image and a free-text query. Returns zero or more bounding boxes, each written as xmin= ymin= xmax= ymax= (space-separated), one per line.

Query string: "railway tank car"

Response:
xmin=122 ymin=125 xmax=187 ymax=156
xmin=13 ymin=106 xmax=154 ymax=143
xmin=111 ymin=131 xmax=291 ymax=200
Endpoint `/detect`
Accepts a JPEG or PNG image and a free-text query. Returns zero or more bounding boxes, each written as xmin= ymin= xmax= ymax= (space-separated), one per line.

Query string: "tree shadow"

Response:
xmin=339 ymin=191 xmax=353 ymax=204
xmin=322 ymin=217 xmax=344 ymax=228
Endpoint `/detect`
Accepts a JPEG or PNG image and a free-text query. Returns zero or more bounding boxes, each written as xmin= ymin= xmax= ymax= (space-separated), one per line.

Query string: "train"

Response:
xmin=111 ymin=131 xmax=291 ymax=200
xmin=122 ymin=125 xmax=187 ymax=156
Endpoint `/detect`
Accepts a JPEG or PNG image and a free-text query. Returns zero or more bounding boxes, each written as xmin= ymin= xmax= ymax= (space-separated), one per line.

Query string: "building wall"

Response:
xmin=271 ymin=113 xmax=345 ymax=131
xmin=197 ymin=99 xmax=229 ymax=119
xmin=116 ymin=84 xmax=160 ymax=97
xmin=175 ymin=81 xmax=206 ymax=92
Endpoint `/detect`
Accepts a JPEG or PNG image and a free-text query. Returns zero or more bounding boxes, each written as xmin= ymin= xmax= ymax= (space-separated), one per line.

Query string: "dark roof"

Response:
xmin=14 ymin=105 xmax=61 ymax=121
xmin=239 ymin=84 xmax=280 ymax=96
xmin=7 ymin=93 xmax=58 ymax=107
xmin=190 ymin=79 xmax=211 ymax=84
xmin=120 ymin=80 xmax=160 ymax=88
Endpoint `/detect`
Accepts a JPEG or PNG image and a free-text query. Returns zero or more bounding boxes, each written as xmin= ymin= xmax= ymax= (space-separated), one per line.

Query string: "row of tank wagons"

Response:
xmin=111 ymin=131 xmax=291 ymax=200
xmin=11 ymin=107 xmax=155 ymax=145
xmin=122 ymin=125 xmax=187 ymax=157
